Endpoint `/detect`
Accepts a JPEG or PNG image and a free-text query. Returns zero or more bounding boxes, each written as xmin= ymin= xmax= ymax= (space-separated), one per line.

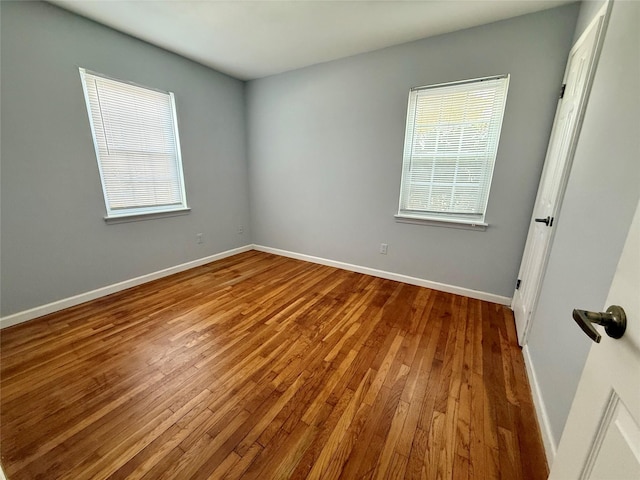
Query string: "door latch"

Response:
xmin=535 ymin=216 xmax=553 ymax=227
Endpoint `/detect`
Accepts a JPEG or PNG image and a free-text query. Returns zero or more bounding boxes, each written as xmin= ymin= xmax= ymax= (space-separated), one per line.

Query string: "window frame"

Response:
xmin=79 ymin=68 xmax=189 ymax=222
xmin=395 ymin=74 xmax=510 ymax=229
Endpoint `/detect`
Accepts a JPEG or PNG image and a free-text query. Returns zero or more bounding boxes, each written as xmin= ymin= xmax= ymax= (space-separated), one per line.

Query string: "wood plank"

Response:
xmin=0 ymin=251 xmax=547 ymax=480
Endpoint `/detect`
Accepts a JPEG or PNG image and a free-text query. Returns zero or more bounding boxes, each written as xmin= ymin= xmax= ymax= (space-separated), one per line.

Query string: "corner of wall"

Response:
xmin=0 ymin=245 xmax=253 ymax=330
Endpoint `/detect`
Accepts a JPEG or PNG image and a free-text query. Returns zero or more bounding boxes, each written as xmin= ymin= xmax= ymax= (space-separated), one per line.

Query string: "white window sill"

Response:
xmin=394 ymin=214 xmax=488 ymax=231
xmin=105 ymin=208 xmax=191 ymax=224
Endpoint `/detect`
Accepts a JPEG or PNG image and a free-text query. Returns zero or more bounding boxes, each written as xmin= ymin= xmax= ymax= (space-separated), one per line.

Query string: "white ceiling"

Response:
xmin=50 ymin=0 xmax=575 ymax=80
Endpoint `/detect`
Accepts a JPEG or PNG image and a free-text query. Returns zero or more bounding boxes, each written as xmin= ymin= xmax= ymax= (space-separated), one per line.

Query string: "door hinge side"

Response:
xmin=560 ymin=83 xmax=566 ymax=99
xmin=516 ymin=279 xmax=522 ymax=290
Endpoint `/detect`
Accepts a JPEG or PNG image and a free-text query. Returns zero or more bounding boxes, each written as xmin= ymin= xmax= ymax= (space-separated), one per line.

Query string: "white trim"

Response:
xmin=0 ymin=245 xmax=253 ymax=330
xmin=522 ymin=344 xmax=557 ymax=465
xmin=410 ymin=73 xmax=508 ymax=92
xmin=579 ymin=391 xmax=619 ymax=480
xmin=0 ymin=465 xmax=6 ymax=480
xmin=1 ymin=243 xmax=512 ymax=329
xmin=253 ymin=244 xmax=511 ymax=305
xmin=394 ymin=214 xmax=488 ymax=231
xmin=104 ymin=207 xmax=191 ymax=224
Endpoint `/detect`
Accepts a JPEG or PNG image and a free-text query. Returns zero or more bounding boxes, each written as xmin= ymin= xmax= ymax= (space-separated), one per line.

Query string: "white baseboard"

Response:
xmin=522 ymin=344 xmax=557 ymax=465
xmin=0 ymin=245 xmax=253 ymax=330
xmin=253 ymin=244 xmax=511 ymax=306
xmin=1 ymin=243 xmax=512 ymax=330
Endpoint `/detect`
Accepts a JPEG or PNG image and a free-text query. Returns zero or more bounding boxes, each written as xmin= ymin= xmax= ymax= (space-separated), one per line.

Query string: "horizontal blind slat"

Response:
xmin=399 ymin=75 xmax=509 ymax=220
xmin=80 ymin=69 xmax=186 ymax=215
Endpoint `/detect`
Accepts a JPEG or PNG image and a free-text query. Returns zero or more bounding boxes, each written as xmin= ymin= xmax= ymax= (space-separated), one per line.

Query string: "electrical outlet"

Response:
xmin=196 ymin=233 xmax=203 ymax=244
xmin=380 ymin=243 xmax=388 ymax=255
xmin=237 ymin=225 xmax=244 ymax=234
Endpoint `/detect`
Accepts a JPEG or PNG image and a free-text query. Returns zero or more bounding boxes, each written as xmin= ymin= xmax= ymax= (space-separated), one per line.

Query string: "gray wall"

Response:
xmin=0 ymin=1 xmax=251 ymax=316
xmin=527 ymin=0 xmax=640 ymax=449
xmin=572 ymin=0 xmax=607 ymax=43
xmin=247 ymin=4 xmax=579 ymax=298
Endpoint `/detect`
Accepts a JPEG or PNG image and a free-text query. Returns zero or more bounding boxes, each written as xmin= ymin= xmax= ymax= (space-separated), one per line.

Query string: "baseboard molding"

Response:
xmin=522 ymin=344 xmax=557 ymax=465
xmin=0 ymin=245 xmax=253 ymax=330
xmin=253 ymin=244 xmax=511 ymax=306
xmin=1 ymin=243 xmax=512 ymax=330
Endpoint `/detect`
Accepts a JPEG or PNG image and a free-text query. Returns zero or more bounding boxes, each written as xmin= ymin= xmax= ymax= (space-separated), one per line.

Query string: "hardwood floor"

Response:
xmin=0 ymin=251 xmax=547 ymax=479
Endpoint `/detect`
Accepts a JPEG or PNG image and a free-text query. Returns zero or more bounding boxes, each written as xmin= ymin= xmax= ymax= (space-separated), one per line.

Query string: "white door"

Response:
xmin=512 ymin=6 xmax=608 ymax=345
xmin=550 ymin=197 xmax=640 ymax=479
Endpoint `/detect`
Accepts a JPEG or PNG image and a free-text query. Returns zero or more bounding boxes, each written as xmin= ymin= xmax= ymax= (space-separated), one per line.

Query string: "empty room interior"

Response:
xmin=1 ymin=0 xmax=639 ymax=479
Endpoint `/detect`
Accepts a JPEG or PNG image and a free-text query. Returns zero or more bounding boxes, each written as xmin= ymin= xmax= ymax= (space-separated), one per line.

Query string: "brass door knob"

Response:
xmin=572 ymin=305 xmax=627 ymax=343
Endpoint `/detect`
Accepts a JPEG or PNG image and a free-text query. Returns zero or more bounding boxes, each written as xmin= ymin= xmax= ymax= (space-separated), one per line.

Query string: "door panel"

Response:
xmin=587 ymin=396 xmax=640 ymax=480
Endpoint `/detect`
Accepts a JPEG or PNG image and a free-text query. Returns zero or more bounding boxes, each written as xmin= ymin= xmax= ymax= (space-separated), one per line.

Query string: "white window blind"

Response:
xmin=79 ymin=68 xmax=188 ymax=219
xmin=398 ymin=75 xmax=509 ymax=225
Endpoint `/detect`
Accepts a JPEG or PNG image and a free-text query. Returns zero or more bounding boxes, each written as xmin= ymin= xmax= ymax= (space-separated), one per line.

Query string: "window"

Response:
xmin=79 ymin=68 xmax=188 ymax=220
xmin=397 ymin=75 xmax=509 ymax=227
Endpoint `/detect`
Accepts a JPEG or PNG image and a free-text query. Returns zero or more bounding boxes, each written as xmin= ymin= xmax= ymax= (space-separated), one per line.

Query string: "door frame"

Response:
xmin=512 ymin=1 xmax=611 ymax=345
